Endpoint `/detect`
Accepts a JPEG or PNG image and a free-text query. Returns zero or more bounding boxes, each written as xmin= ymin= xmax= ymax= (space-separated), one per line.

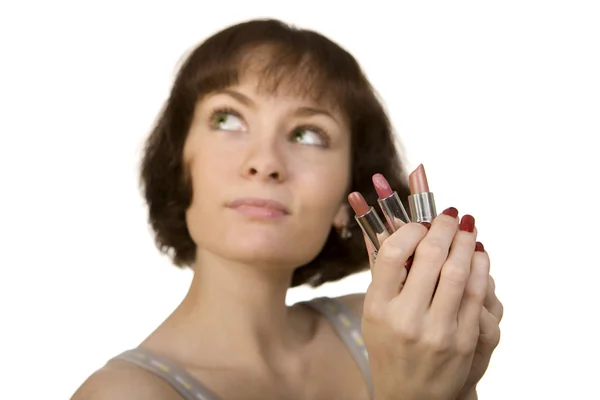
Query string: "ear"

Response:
xmin=333 ymin=202 xmax=351 ymax=230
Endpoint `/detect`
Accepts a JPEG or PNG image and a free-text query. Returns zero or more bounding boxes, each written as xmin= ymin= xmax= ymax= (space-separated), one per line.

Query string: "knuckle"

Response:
xmin=465 ymin=283 xmax=487 ymax=301
xmin=440 ymin=263 xmax=471 ymax=286
xmin=488 ymin=275 xmax=496 ymax=291
xmin=424 ymin=330 xmax=455 ymax=353
xmin=390 ymin=317 xmax=421 ymax=343
xmin=456 ymin=336 xmax=477 ymax=356
xmin=362 ymin=301 xmax=385 ymax=324
xmin=377 ymin=241 xmax=410 ymax=265
xmin=416 ymin=238 xmax=449 ymax=260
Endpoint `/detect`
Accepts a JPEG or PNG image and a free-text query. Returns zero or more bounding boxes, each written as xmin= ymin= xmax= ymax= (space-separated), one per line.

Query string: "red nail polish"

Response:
xmin=420 ymin=222 xmax=431 ymax=230
xmin=459 ymin=215 xmax=475 ymax=232
xmin=405 ymin=255 xmax=414 ymax=271
xmin=475 ymin=241 xmax=485 ymax=252
xmin=442 ymin=207 xmax=459 ymax=218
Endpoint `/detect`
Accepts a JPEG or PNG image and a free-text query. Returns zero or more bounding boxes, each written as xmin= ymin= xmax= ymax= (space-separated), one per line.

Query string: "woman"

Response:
xmin=72 ymin=18 xmax=503 ymax=400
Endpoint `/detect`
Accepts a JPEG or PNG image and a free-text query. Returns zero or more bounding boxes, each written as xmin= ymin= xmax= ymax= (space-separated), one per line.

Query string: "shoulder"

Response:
xmin=71 ymin=360 xmax=180 ymax=400
xmin=332 ymin=292 xmax=365 ymax=319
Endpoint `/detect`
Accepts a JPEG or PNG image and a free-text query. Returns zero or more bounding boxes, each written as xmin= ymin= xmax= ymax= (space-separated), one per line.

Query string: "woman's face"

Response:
xmin=183 ymin=74 xmax=351 ymax=269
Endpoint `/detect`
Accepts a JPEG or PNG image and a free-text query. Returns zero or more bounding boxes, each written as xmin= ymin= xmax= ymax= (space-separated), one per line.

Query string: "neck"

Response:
xmin=145 ymin=252 xmax=315 ymax=369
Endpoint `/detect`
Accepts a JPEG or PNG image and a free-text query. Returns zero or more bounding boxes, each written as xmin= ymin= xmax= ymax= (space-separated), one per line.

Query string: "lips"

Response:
xmin=227 ymin=197 xmax=290 ymax=217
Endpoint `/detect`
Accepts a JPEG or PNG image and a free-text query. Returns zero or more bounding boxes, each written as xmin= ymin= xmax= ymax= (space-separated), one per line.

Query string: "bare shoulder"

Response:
xmin=71 ymin=360 xmax=180 ymax=400
xmin=333 ymin=292 xmax=365 ymax=318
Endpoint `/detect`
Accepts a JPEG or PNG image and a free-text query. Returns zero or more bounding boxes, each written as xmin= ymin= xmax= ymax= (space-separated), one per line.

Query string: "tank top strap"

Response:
xmin=111 ymin=296 xmax=372 ymax=400
xmin=110 ymin=347 xmax=221 ymax=400
xmin=302 ymin=296 xmax=373 ymax=399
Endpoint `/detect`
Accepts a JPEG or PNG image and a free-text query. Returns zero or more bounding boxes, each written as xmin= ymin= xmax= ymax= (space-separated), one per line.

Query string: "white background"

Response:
xmin=1 ymin=1 xmax=599 ymax=399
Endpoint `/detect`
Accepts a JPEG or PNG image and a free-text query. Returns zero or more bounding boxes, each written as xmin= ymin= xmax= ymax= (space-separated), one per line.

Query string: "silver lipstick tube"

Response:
xmin=355 ymin=207 xmax=389 ymax=251
xmin=408 ymin=192 xmax=437 ymax=223
xmin=377 ymin=192 xmax=410 ymax=232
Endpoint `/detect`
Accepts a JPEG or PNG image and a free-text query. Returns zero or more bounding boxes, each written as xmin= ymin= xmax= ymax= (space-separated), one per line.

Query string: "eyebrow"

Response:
xmin=215 ymin=89 xmax=255 ymax=108
xmin=294 ymin=106 xmax=337 ymax=122
xmin=214 ymin=89 xmax=339 ymax=124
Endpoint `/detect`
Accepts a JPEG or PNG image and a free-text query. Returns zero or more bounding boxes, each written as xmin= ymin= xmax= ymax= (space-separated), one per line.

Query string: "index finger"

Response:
xmin=368 ymin=223 xmax=427 ymax=305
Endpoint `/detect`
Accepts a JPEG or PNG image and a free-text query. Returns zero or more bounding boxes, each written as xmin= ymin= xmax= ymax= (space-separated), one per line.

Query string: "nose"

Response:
xmin=241 ymin=140 xmax=287 ymax=183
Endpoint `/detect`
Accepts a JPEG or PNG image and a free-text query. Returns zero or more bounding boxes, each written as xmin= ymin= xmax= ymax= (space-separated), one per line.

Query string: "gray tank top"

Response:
xmin=110 ymin=297 xmax=373 ymax=399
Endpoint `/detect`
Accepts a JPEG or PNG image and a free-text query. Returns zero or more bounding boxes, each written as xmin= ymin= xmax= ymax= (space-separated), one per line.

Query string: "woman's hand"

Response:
xmin=361 ymin=209 xmax=489 ymax=400
xmin=455 ymin=271 xmax=503 ymax=399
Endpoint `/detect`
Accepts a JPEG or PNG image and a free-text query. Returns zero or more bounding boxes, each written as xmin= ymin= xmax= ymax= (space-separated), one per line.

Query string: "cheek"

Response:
xmin=184 ymin=145 xmax=238 ymax=242
xmin=188 ymin=142 xmax=239 ymax=195
xmin=284 ymin=156 xmax=350 ymax=262
xmin=294 ymin=154 xmax=351 ymax=219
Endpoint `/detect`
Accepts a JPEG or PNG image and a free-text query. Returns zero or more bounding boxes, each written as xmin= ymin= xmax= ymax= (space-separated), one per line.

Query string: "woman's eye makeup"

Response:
xmin=208 ymin=108 xmax=331 ymax=148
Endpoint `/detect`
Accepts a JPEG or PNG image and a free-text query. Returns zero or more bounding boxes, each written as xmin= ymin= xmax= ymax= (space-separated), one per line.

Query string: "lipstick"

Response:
xmin=408 ymin=164 xmax=437 ymax=223
xmin=347 ymin=192 xmax=389 ymax=250
xmin=372 ymin=173 xmax=410 ymax=232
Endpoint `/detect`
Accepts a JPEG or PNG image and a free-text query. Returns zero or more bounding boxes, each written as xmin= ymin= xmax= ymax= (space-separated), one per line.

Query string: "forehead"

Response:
xmin=236 ymin=46 xmax=343 ymax=109
xmin=230 ymin=72 xmax=324 ymax=106
xmin=216 ymin=73 xmax=348 ymax=129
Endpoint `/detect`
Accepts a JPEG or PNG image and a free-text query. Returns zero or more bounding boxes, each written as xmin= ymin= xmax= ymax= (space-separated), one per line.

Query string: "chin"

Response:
xmin=235 ymin=229 xmax=321 ymax=266
xmin=203 ymin=225 xmax=327 ymax=269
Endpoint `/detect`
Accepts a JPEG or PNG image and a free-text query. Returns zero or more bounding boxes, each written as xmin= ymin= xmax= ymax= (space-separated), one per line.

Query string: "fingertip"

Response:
xmin=441 ymin=206 xmax=459 ymax=218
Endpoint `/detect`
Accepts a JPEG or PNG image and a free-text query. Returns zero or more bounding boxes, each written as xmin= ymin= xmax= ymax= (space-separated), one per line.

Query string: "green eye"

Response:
xmin=216 ymin=113 xmax=228 ymax=124
xmin=211 ymin=110 xmax=245 ymax=131
xmin=291 ymin=130 xmax=304 ymax=141
xmin=291 ymin=127 xmax=327 ymax=147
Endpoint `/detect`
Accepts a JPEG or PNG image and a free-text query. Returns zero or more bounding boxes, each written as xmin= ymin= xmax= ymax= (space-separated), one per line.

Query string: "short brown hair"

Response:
xmin=140 ymin=18 xmax=410 ymax=287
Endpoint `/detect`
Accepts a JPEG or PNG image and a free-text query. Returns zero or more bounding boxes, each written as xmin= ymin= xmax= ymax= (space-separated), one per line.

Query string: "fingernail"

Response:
xmin=442 ymin=207 xmax=459 ymax=218
xmin=405 ymin=255 xmax=414 ymax=271
xmin=459 ymin=214 xmax=475 ymax=232
xmin=475 ymin=241 xmax=485 ymax=252
xmin=420 ymin=222 xmax=431 ymax=230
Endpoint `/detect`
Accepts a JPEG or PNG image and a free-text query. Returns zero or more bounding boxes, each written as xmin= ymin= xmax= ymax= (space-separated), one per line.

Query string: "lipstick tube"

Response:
xmin=408 ymin=192 xmax=437 ymax=223
xmin=407 ymin=164 xmax=437 ymax=223
xmin=355 ymin=207 xmax=389 ymax=250
xmin=348 ymin=192 xmax=390 ymax=250
xmin=372 ymin=174 xmax=409 ymax=232
xmin=377 ymin=192 xmax=410 ymax=232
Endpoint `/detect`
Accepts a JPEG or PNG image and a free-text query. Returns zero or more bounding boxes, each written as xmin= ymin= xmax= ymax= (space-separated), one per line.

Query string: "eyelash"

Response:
xmin=208 ymin=107 xmax=331 ymax=147
xmin=290 ymin=124 xmax=331 ymax=147
xmin=208 ymin=107 xmax=243 ymax=128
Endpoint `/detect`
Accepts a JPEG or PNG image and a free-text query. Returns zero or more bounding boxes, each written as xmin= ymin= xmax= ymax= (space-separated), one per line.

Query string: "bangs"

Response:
xmin=178 ymin=37 xmax=366 ymax=115
xmin=239 ymin=44 xmax=349 ymax=110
